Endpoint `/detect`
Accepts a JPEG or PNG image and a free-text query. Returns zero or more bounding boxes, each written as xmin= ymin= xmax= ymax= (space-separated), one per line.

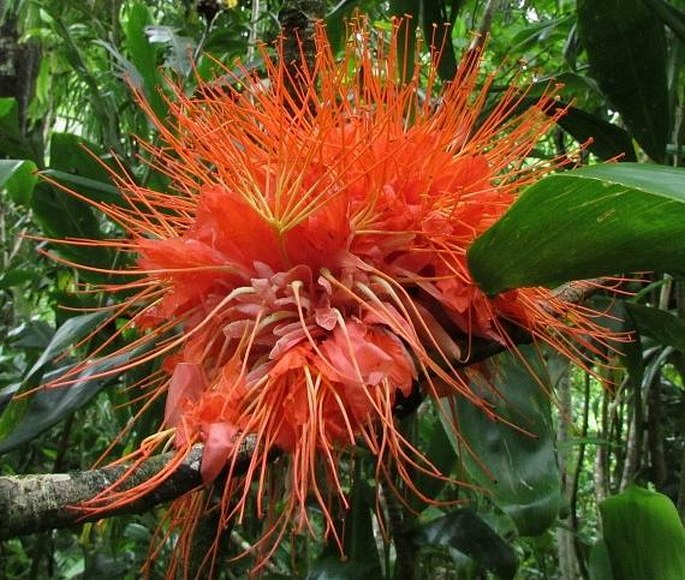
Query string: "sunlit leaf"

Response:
xmin=468 ymin=164 xmax=685 ymax=295
xmin=600 ymin=486 xmax=685 ymax=580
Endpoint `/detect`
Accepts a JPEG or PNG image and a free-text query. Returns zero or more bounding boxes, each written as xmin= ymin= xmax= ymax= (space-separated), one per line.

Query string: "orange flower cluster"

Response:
xmin=49 ymin=20 xmax=615 ymax=577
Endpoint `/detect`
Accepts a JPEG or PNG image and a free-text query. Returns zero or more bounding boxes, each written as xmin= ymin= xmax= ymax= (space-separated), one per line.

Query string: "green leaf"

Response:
xmin=409 ymin=410 xmax=459 ymax=510
xmin=41 ymin=170 xmax=121 ymax=206
xmin=468 ymin=164 xmax=685 ymax=295
xmin=0 ymin=160 xmax=38 ymax=205
xmin=0 ymin=98 xmax=37 ymax=160
xmin=31 ymin=182 xmax=111 ymax=272
xmin=0 ymin=344 xmax=149 ymax=454
xmin=626 ymin=303 xmax=685 ymax=352
xmin=324 ymin=1 xmax=362 ymax=53
xmin=25 ymin=311 xmax=110 ymax=385
xmin=343 ymin=469 xmax=381 ymax=571
xmin=0 ymin=98 xmax=20 ymax=141
xmin=125 ymin=2 xmax=166 ymax=120
xmin=505 ymin=98 xmax=636 ymax=161
xmin=509 ymin=16 xmax=573 ymax=55
xmin=0 ymin=311 xmax=109 ymax=449
xmin=642 ymin=0 xmax=685 ymax=45
xmin=414 ymin=509 xmax=517 ymax=578
xmin=600 ymin=486 xmax=685 ymax=580
xmin=591 ymin=297 xmax=645 ymax=396
xmin=577 ymin=0 xmax=669 ymax=162
xmin=31 ymin=134 xmax=116 ymax=273
xmin=555 ymin=105 xmax=636 ymax=162
xmin=0 ymin=268 xmax=39 ymax=289
xmin=588 ymin=539 xmax=614 ymax=580
xmin=307 ymin=556 xmax=380 ymax=579
xmin=48 ymin=133 xmax=112 ymax=182
xmin=450 ymin=346 xmax=563 ymax=536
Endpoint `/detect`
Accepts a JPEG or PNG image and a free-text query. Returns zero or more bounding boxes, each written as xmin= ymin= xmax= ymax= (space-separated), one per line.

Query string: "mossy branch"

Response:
xmin=0 ymin=440 xmax=257 ymax=540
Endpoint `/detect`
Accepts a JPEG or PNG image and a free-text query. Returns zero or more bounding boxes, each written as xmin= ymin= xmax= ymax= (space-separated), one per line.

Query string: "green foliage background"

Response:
xmin=1 ymin=0 xmax=685 ymax=578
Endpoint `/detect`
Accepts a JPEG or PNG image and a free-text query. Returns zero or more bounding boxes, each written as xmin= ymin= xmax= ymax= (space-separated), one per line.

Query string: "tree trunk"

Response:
xmin=555 ymin=362 xmax=580 ymax=579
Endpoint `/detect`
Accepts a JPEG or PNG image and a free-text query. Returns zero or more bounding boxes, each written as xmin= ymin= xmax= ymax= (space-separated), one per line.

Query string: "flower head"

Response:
xmin=46 ymin=18 xmax=618 ymax=577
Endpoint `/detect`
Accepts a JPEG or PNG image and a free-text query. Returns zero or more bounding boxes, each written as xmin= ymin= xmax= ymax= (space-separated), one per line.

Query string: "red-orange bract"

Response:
xmin=46 ymin=19 xmax=617 ymax=577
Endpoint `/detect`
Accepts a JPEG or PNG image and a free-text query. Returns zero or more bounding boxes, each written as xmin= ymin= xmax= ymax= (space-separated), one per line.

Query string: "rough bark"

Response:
xmin=593 ymin=388 xmax=610 ymax=504
xmin=554 ymin=361 xmax=580 ymax=580
xmin=0 ymin=1 xmax=41 ymax=134
xmin=0 ymin=438 xmax=256 ymax=540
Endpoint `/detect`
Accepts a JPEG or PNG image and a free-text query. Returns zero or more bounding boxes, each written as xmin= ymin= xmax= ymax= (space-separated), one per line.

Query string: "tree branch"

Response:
xmin=0 ymin=437 xmax=257 ymax=540
xmin=0 ymin=278 xmax=609 ymax=540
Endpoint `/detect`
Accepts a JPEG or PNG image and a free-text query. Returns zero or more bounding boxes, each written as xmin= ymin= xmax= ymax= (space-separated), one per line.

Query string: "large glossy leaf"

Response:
xmin=0 ymin=312 xmax=120 ymax=452
xmin=501 ymin=97 xmax=636 ymax=161
xmin=31 ymin=182 xmax=109 ymax=268
xmin=468 ymin=164 xmax=685 ymax=295
xmin=24 ymin=311 xmax=110 ymax=386
xmin=600 ymin=486 xmax=685 ymax=580
xmin=48 ymin=133 xmax=112 ymax=183
xmin=414 ymin=509 xmax=517 ymax=578
xmin=450 ymin=346 xmax=563 ymax=536
xmin=643 ymin=0 xmax=685 ymax=44
xmin=554 ymin=105 xmax=636 ymax=162
xmin=625 ymin=303 xmax=685 ymax=352
xmin=577 ymin=0 xmax=669 ymax=162
xmin=41 ymin=170 xmax=121 ymax=206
